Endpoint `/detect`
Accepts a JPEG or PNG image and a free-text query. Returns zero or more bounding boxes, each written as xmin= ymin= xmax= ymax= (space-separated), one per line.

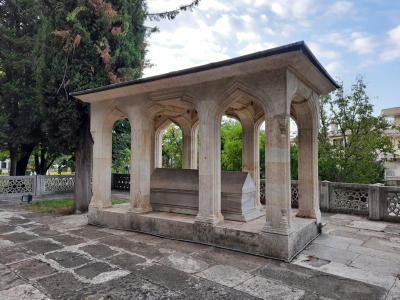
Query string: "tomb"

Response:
xmin=71 ymin=41 xmax=340 ymax=261
xmin=150 ymin=168 xmax=265 ymax=221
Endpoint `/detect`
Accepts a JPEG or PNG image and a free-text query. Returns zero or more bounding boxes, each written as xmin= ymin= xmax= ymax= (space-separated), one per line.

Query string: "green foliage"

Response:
xmin=259 ymin=130 xmax=265 ymax=179
xmin=221 ymin=119 xmax=242 ymax=171
xmin=290 ymin=145 xmax=298 ymax=180
xmin=162 ymin=124 xmax=182 ymax=168
xmin=318 ymin=75 xmax=397 ymax=184
xmin=112 ymin=118 xmax=131 ymax=173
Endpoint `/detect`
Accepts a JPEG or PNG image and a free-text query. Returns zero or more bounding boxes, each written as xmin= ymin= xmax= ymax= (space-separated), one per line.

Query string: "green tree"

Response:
xmin=221 ymin=119 xmax=242 ymax=171
xmin=318 ymin=75 xmax=397 ymax=184
xmin=162 ymin=124 xmax=182 ymax=168
xmin=0 ymin=0 xmax=43 ymax=175
xmin=112 ymin=118 xmax=131 ymax=173
xmin=35 ymin=0 xmax=200 ymax=212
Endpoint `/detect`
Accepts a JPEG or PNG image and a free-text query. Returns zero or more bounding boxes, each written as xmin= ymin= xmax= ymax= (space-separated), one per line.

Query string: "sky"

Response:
xmin=143 ymin=0 xmax=400 ymax=118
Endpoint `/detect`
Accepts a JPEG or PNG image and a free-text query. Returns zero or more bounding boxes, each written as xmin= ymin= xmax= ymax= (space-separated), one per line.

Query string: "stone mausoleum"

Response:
xmin=71 ymin=41 xmax=339 ymax=261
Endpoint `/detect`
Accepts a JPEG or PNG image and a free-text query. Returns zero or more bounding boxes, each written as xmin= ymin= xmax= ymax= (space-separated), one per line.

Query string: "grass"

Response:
xmin=19 ymin=197 xmax=129 ymax=216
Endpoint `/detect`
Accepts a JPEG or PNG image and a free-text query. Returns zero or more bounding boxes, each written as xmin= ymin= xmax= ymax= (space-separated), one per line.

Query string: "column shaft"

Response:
xmin=182 ymin=125 xmax=198 ymax=169
xmin=262 ymin=116 xmax=292 ymax=234
xmin=196 ymin=101 xmax=223 ymax=224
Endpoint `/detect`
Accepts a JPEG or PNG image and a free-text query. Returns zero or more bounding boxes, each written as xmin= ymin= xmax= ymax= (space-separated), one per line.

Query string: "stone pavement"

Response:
xmin=0 ymin=197 xmax=399 ymax=300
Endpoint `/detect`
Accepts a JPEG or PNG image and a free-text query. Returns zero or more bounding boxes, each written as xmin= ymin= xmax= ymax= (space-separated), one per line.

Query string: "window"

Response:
xmin=1 ymin=162 xmax=6 ymax=169
xmin=333 ymin=138 xmax=343 ymax=146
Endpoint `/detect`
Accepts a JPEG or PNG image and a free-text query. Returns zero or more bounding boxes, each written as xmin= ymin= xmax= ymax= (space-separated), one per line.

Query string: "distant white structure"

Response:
xmin=381 ymin=107 xmax=400 ymax=186
xmin=0 ymin=159 xmax=9 ymax=175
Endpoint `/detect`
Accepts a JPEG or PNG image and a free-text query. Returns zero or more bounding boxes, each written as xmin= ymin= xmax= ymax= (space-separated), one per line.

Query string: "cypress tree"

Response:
xmin=35 ymin=0 xmax=200 ymax=212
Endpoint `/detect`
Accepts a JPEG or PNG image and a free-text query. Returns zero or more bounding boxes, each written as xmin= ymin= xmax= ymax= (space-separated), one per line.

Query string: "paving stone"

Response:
xmin=7 ymin=217 xmax=31 ymax=225
xmin=0 ymin=225 xmax=17 ymax=234
xmin=193 ymin=246 xmax=269 ymax=271
xmin=0 ymin=264 xmax=26 ymax=291
xmin=46 ymin=251 xmax=92 ymax=268
xmin=300 ymin=293 xmax=335 ymax=300
xmin=21 ymin=239 xmax=63 ymax=254
xmin=350 ymin=255 xmax=400 ymax=276
xmin=196 ymin=265 xmax=253 ymax=288
xmin=0 ymin=245 xmax=35 ymax=264
xmin=78 ymin=243 xmax=118 ymax=259
xmin=385 ymin=224 xmax=400 ymax=235
xmin=235 ymin=275 xmax=305 ymax=299
xmin=386 ymin=278 xmax=400 ymax=300
xmin=98 ymin=235 xmax=140 ymax=251
xmin=313 ymin=234 xmax=364 ymax=250
xmin=258 ymin=259 xmax=387 ymax=300
xmin=303 ymin=243 xmax=359 ymax=265
xmin=180 ymin=278 xmax=260 ymax=300
xmin=0 ymin=284 xmax=51 ymax=300
xmin=9 ymin=258 xmax=57 ymax=279
xmin=75 ymin=274 xmax=184 ymax=300
xmin=363 ymin=237 xmax=400 ymax=255
xmin=106 ymin=253 xmax=146 ymax=270
xmin=347 ymin=244 xmax=400 ymax=262
xmin=75 ymin=262 xmax=116 ymax=280
xmin=347 ymin=220 xmax=388 ymax=231
xmin=30 ymin=227 xmax=61 ymax=238
xmin=157 ymin=239 xmax=209 ymax=254
xmin=123 ymin=241 xmax=170 ymax=259
xmin=159 ymin=252 xmax=209 ymax=274
xmin=0 ymin=232 xmax=38 ymax=244
xmin=68 ymin=226 xmax=112 ymax=240
xmin=0 ymin=237 xmax=15 ymax=249
xmin=36 ymin=272 xmax=88 ymax=299
xmin=50 ymin=234 xmax=86 ymax=246
xmin=132 ymin=263 xmax=201 ymax=291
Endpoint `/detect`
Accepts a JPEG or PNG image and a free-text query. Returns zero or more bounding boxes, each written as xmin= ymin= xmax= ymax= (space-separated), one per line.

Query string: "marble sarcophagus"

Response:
xmin=150 ymin=168 xmax=264 ymax=222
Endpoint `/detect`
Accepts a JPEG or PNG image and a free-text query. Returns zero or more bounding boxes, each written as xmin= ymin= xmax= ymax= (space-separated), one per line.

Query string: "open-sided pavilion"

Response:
xmin=71 ymin=41 xmax=339 ymax=261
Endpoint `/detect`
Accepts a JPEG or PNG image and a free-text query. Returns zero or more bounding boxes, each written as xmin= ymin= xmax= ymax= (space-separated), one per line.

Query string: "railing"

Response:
xmin=112 ymin=173 xmax=130 ymax=190
xmin=329 ymin=183 xmax=369 ymax=215
xmin=0 ymin=175 xmax=75 ymax=198
xmin=0 ymin=176 xmax=36 ymax=197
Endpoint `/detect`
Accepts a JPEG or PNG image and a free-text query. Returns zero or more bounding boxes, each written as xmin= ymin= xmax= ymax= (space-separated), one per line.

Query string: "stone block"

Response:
xmin=150 ymin=168 xmax=264 ymax=222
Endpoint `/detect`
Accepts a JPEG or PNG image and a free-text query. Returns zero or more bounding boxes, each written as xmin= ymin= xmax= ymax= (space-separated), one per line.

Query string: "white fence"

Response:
xmin=0 ymin=175 xmax=75 ymax=198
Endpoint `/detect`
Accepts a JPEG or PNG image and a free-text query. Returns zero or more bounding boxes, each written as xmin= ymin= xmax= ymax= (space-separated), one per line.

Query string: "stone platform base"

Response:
xmin=88 ymin=204 xmax=318 ymax=261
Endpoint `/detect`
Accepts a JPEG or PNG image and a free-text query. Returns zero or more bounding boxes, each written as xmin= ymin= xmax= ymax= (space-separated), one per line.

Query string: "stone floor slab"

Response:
xmin=0 ymin=232 xmax=38 ymax=244
xmin=21 ymin=239 xmax=63 ymax=254
xmin=0 ymin=264 xmax=26 ymax=291
xmin=302 ymin=243 xmax=360 ymax=265
xmin=235 ymin=275 xmax=305 ymax=300
xmin=158 ymin=252 xmax=209 ymax=274
xmin=350 ymin=254 xmax=400 ymax=276
xmin=78 ymin=243 xmax=118 ymax=259
xmin=133 ymin=264 xmax=201 ymax=291
xmin=36 ymin=272 xmax=88 ymax=299
xmin=45 ymin=251 xmax=92 ymax=269
xmin=347 ymin=220 xmax=388 ymax=231
xmin=347 ymin=244 xmax=400 ymax=262
xmin=9 ymin=259 xmax=57 ymax=279
xmin=0 ymin=245 xmax=35 ymax=264
xmin=0 ymin=284 xmax=51 ymax=300
xmin=49 ymin=234 xmax=86 ymax=246
xmin=106 ymin=253 xmax=146 ymax=270
xmin=75 ymin=262 xmax=116 ymax=280
xmin=362 ymin=237 xmax=400 ymax=255
xmin=196 ymin=265 xmax=253 ymax=288
xmin=180 ymin=278 xmax=260 ymax=300
xmin=384 ymin=224 xmax=400 ymax=235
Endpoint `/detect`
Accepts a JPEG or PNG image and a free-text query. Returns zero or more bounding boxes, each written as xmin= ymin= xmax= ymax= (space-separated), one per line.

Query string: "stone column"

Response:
xmin=150 ymin=126 xmax=156 ymax=172
xmin=154 ymin=128 xmax=163 ymax=169
xmin=296 ymin=116 xmax=321 ymax=222
xmin=129 ymin=110 xmax=152 ymax=214
xmin=241 ymin=119 xmax=261 ymax=209
xmin=195 ymin=101 xmax=224 ymax=224
xmin=182 ymin=124 xmax=198 ymax=169
xmin=262 ymin=116 xmax=292 ymax=234
xmin=90 ymin=129 xmax=112 ymax=209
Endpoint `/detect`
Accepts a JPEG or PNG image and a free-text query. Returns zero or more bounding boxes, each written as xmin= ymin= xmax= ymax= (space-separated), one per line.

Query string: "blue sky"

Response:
xmin=144 ymin=0 xmax=400 ymax=117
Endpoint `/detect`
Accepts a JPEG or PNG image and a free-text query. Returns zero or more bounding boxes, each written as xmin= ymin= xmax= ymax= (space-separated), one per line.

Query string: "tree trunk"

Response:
xmin=73 ymin=116 xmax=93 ymax=213
xmin=9 ymin=149 xmax=17 ymax=176
xmin=16 ymin=144 xmax=34 ymax=176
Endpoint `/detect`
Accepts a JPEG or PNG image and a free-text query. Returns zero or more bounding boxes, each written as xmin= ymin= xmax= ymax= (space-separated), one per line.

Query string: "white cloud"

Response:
xmin=236 ymin=32 xmax=260 ymax=43
xmin=263 ymin=28 xmax=275 ymax=35
xmin=261 ymin=14 xmax=268 ymax=23
xmin=316 ymin=31 xmax=376 ymax=55
xmin=307 ymin=42 xmax=340 ymax=59
xmin=237 ymin=42 xmax=276 ymax=55
xmin=197 ymin=0 xmax=230 ymax=11
xmin=326 ymin=1 xmax=354 ymax=15
xmin=380 ymin=25 xmax=400 ymax=61
xmin=214 ymin=15 xmax=231 ymax=35
xmin=325 ymin=61 xmax=342 ymax=73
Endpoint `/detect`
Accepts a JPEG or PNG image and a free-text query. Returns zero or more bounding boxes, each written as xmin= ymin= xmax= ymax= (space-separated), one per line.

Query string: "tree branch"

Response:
xmin=146 ymin=0 xmax=201 ymax=21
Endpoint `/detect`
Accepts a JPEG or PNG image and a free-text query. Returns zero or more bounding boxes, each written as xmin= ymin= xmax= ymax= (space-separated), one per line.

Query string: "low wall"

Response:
xmin=0 ymin=175 xmax=75 ymax=198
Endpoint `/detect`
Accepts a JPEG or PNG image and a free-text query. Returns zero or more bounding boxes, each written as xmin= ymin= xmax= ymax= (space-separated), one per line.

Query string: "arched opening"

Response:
xmin=110 ymin=117 xmax=131 ymax=204
xmin=221 ymin=116 xmax=242 ymax=171
xmin=161 ymin=122 xmax=183 ymax=169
